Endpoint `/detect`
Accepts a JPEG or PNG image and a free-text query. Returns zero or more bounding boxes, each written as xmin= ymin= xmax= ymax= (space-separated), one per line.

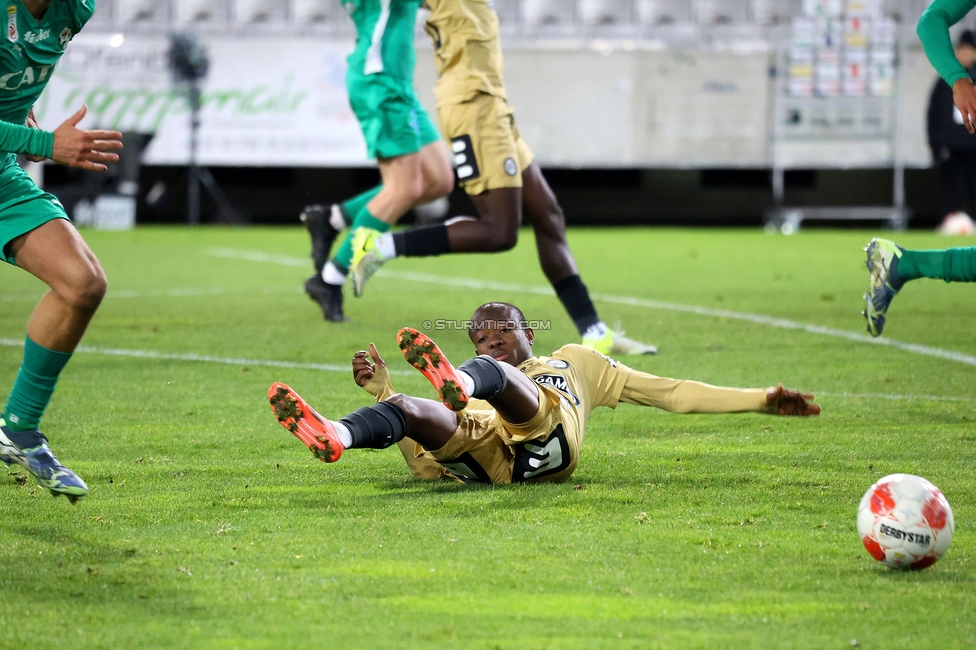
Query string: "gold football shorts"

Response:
xmin=418 ymin=383 xmax=580 ymax=484
xmin=437 ymin=93 xmax=534 ymax=196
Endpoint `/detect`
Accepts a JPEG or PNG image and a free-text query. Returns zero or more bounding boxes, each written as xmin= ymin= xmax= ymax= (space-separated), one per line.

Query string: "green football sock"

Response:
xmin=898 ymin=247 xmax=976 ymax=284
xmin=339 ymin=186 xmax=382 ymax=226
xmin=3 ymin=337 xmax=73 ymax=433
xmin=333 ymin=208 xmax=392 ymax=270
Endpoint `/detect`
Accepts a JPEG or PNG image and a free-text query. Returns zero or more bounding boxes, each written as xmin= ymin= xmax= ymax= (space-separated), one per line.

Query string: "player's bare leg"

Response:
xmin=269 ymin=381 xmax=458 ymax=461
xmin=350 ymin=141 xmax=454 ymax=296
xmin=10 ymin=220 xmax=107 ymax=351
xmin=1 ymin=220 xmax=107 ymax=501
xmin=398 ymin=327 xmax=540 ymax=424
xmin=520 ymin=162 xmax=657 ymax=355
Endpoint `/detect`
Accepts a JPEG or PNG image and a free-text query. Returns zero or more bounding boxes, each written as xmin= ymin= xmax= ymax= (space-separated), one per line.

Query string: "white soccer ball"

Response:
xmin=857 ymin=474 xmax=954 ymax=570
xmin=937 ymin=211 xmax=976 ymax=236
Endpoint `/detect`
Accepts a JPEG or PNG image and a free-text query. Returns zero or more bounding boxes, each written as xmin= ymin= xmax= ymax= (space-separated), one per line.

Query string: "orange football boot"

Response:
xmin=397 ymin=327 xmax=470 ymax=411
xmin=268 ymin=382 xmax=343 ymax=462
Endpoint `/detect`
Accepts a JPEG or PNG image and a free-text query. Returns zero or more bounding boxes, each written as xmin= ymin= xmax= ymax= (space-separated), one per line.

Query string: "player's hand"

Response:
xmin=766 ymin=384 xmax=821 ymax=416
xmin=353 ymin=343 xmax=386 ymax=387
xmin=953 ymin=78 xmax=976 ymax=135
xmin=23 ymin=108 xmax=46 ymax=163
xmin=51 ymin=105 xmax=123 ymax=172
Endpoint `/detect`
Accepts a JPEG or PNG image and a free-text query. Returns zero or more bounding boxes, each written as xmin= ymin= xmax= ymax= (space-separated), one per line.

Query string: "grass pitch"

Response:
xmin=1 ymin=226 xmax=974 ymax=649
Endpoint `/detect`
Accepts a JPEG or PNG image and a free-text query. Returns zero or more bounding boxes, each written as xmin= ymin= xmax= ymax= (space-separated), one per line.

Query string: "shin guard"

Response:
xmin=458 ymin=355 xmax=508 ymax=400
xmin=340 ymin=401 xmax=408 ymax=450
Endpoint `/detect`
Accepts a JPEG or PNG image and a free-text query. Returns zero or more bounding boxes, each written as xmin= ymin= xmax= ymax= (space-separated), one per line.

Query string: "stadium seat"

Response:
xmin=579 ymin=0 xmax=630 ymax=26
xmin=492 ymin=0 xmax=520 ymax=29
xmin=521 ymin=0 xmax=574 ymax=27
xmin=290 ymin=0 xmax=347 ymax=26
xmin=751 ymin=0 xmax=799 ymax=25
xmin=116 ymin=0 xmax=166 ymax=23
xmin=175 ymin=0 xmax=229 ymax=24
xmin=233 ymin=0 xmax=286 ymax=23
xmin=635 ymin=0 xmax=693 ymax=26
xmin=696 ymin=0 xmax=748 ymax=25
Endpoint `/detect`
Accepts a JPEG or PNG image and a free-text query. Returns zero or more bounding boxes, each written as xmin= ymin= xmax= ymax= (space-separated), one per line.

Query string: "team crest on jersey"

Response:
xmin=533 ymin=374 xmax=581 ymax=407
xmin=58 ymin=27 xmax=72 ymax=48
xmin=546 ymin=359 xmax=569 ymax=369
xmin=7 ymin=6 xmax=17 ymax=43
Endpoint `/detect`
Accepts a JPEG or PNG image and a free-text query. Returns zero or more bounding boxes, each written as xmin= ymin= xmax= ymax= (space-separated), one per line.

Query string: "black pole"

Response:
xmin=187 ymin=83 xmax=201 ymax=226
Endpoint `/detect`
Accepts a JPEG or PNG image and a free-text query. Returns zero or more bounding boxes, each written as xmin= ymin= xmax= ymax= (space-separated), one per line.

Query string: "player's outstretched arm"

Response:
xmin=51 ymin=105 xmax=123 ymax=172
xmin=765 ymin=383 xmax=821 ymax=416
xmin=353 ymin=343 xmax=396 ymax=401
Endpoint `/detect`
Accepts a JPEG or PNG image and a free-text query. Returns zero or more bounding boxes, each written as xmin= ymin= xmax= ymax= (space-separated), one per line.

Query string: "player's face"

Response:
xmin=469 ymin=309 xmax=534 ymax=366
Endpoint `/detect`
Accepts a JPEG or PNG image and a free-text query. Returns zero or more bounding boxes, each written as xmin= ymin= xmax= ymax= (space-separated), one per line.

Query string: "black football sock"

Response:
xmin=339 ymin=402 xmax=407 ymax=450
xmin=392 ymin=225 xmax=451 ymax=257
xmin=458 ymin=356 xmax=508 ymax=400
xmin=553 ymin=274 xmax=601 ymax=335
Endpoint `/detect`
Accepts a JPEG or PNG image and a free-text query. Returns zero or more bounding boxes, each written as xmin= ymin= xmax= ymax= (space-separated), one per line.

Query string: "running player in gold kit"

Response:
xmin=308 ymin=0 xmax=656 ymax=355
xmin=268 ymin=302 xmax=819 ymax=484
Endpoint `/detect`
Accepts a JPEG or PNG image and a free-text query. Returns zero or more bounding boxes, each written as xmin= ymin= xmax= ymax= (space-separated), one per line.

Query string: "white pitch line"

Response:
xmin=209 ymin=248 xmax=976 ymax=368
xmin=0 ymin=338 xmax=411 ymax=376
xmin=0 ymin=342 xmax=967 ymax=401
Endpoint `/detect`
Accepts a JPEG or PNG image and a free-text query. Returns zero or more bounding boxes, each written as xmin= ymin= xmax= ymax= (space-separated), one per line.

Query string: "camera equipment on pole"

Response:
xmin=167 ymin=33 xmax=238 ymax=225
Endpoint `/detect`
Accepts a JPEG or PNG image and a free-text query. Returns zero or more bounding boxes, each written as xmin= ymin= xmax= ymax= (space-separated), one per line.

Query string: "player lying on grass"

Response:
xmin=269 ymin=302 xmax=819 ymax=484
xmin=863 ymin=238 xmax=976 ymax=336
xmin=303 ymin=0 xmax=655 ymax=356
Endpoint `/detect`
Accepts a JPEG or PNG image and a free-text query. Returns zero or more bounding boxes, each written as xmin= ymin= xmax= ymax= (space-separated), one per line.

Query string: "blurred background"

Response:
xmin=32 ymin=0 xmax=976 ymax=231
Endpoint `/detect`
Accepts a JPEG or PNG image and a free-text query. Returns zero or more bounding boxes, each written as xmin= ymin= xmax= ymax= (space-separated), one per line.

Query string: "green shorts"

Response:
xmin=347 ymin=71 xmax=441 ymax=160
xmin=0 ymin=157 xmax=69 ymax=265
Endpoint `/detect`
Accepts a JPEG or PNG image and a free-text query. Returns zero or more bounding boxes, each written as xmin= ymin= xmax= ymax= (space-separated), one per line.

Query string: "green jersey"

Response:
xmin=0 ymin=0 xmax=93 ymax=158
xmin=343 ymin=0 xmax=422 ymax=81
xmin=917 ymin=0 xmax=976 ymax=87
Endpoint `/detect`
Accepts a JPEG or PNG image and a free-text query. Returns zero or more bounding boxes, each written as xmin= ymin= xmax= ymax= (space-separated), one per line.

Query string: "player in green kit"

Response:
xmin=300 ymin=0 xmax=453 ymax=322
xmin=0 ymin=0 xmax=124 ymax=502
xmin=861 ymin=0 xmax=976 ymax=336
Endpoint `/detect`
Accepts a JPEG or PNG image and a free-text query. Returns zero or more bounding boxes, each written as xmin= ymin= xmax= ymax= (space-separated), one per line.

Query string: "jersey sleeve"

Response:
xmin=0 ymin=120 xmax=54 ymax=158
xmin=619 ymin=370 xmax=769 ymax=414
xmin=917 ymin=0 xmax=976 ymax=86
xmin=67 ymin=0 xmax=97 ymax=32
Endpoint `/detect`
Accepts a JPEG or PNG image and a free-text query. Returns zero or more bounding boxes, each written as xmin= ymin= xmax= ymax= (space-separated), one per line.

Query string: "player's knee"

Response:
xmin=65 ymin=265 xmax=107 ymax=313
xmin=486 ymin=226 xmax=519 ymax=252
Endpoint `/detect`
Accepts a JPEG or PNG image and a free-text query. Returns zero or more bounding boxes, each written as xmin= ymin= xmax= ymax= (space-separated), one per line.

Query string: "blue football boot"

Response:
xmin=0 ymin=418 xmax=88 ymax=503
xmin=863 ymin=238 xmax=904 ymax=337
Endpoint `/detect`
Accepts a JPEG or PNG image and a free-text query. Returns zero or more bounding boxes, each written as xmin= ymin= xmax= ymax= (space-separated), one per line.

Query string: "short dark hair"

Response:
xmin=959 ymin=30 xmax=976 ymax=49
xmin=468 ymin=302 xmax=527 ymax=333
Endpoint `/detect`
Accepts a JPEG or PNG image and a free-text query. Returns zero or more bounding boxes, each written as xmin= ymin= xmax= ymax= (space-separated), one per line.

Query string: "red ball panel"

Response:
xmin=870 ymin=483 xmax=896 ymax=516
xmin=862 ymin=536 xmax=886 ymax=561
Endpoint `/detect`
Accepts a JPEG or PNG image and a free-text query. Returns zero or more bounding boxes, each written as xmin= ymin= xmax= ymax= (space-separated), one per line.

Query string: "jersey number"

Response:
xmin=512 ymin=425 xmax=572 ymax=482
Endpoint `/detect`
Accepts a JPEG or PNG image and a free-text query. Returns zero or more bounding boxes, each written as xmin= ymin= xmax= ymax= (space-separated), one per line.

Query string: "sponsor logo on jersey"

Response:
xmin=58 ymin=27 xmax=72 ymax=48
xmin=7 ymin=5 xmax=17 ymax=43
xmin=23 ymin=28 xmax=49 ymax=44
xmin=0 ymin=64 xmax=52 ymax=90
xmin=533 ymin=373 xmax=581 ymax=407
xmin=503 ymin=157 xmax=518 ymax=176
xmin=546 ymin=359 xmax=569 ymax=369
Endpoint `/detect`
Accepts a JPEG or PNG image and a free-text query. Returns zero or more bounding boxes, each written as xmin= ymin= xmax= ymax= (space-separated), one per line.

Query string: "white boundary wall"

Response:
xmin=36 ymin=33 xmax=935 ymax=168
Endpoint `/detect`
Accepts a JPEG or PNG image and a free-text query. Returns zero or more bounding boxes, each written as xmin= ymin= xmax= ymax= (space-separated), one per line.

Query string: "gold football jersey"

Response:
xmin=423 ymin=0 xmax=508 ymax=105
xmin=517 ymin=344 xmax=632 ymax=442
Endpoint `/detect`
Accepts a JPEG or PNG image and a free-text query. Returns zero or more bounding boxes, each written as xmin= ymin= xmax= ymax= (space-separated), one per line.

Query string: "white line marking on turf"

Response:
xmin=0 ymin=338 xmax=412 ymax=376
xmin=209 ymin=248 xmax=976 ymax=368
xmin=0 ymin=337 xmax=966 ymax=401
